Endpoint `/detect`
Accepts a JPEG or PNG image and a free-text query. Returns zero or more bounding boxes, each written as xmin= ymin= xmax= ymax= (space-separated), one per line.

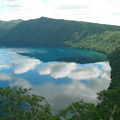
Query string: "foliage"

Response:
xmin=96 ymin=83 xmax=120 ymax=120
xmin=59 ymin=84 xmax=120 ymax=120
xmin=59 ymin=100 xmax=98 ymax=120
xmin=0 ymin=84 xmax=120 ymax=119
xmin=108 ymin=48 xmax=120 ymax=90
xmin=0 ymin=17 xmax=120 ymax=48
xmin=0 ymin=86 xmax=60 ymax=120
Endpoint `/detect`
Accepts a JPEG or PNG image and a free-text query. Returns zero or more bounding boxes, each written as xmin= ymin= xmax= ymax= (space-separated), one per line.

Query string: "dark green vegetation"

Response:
xmin=0 ymin=17 xmax=120 ymax=48
xmin=1 ymin=85 xmax=120 ymax=119
xmin=0 ymin=20 xmax=22 ymax=43
xmin=59 ymin=83 xmax=120 ymax=120
xmin=0 ymin=17 xmax=120 ymax=119
xmin=0 ymin=86 xmax=60 ymax=120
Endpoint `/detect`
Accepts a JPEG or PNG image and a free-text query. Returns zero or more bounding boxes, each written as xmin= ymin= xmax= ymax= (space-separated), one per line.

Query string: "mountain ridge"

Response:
xmin=0 ymin=17 xmax=120 ymax=48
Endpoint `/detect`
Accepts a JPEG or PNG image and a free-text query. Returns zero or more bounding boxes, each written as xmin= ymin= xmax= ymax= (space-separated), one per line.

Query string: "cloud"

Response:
xmin=68 ymin=65 xmax=101 ymax=80
xmin=2 ymin=0 xmax=49 ymax=20
xmin=38 ymin=61 xmax=110 ymax=80
xmin=10 ymin=77 xmax=31 ymax=88
xmin=0 ymin=73 xmax=13 ymax=81
xmin=48 ymin=0 xmax=89 ymax=9
xmin=0 ymin=0 xmax=120 ymax=25
xmin=10 ymin=74 xmax=111 ymax=114
xmin=9 ymin=48 xmax=48 ymax=54
xmin=96 ymin=62 xmax=111 ymax=80
xmin=11 ymin=57 xmax=40 ymax=74
xmin=38 ymin=62 xmax=76 ymax=79
xmin=0 ymin=64 xmax=10 ymax=70
xmin=0 ymin=48 xmax=41 ymax=74
xmin=8 ymin=60 xmax=111 ymax=114
xmin=45 ymin=0 xmax=120 ymax=24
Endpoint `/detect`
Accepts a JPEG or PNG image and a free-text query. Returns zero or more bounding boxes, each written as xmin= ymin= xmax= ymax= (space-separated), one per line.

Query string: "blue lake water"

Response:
xmin=0 ymin=47 xmax=111 ymax=114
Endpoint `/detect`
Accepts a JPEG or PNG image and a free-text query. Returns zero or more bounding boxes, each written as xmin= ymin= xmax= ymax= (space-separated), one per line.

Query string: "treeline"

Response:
xmin=1 ymin=85 xmax=120 ymax=120
xmin=67 ymin=31 xmax=120 ymax=54
xmin=108 ymin=48 xmax=120 ymax=90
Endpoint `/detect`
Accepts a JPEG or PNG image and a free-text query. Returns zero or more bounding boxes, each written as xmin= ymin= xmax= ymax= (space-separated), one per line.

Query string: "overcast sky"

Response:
xmin=0 ymin=0 xmax=120 ymax=26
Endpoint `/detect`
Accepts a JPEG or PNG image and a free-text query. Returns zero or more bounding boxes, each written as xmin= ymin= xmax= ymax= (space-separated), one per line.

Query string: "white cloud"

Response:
xmin=45 ymin=0 xmax=120 ymax=25
xmin=9 ymin=48 xmax=48 ymax=54
xmin=10 ymin=74 xmax=111 ymax=114
xmin=11 ymin=57 xmax=40 ymax=74
xmin=0 ymin=48 xmax=41 ymax=74
xmin=38 ymin=61 xmax=110 ymax=80
xmin=38 ymin=62 xmax=76 ymax=79
xmin=0 ymin=0 xmax=120 ymax=25
xmin=96 ymin=62 xmax=111 ymax=80
xmin=68 ymin=65 xmax=101 ymax=80
xmin=0 ymin=64 xmax=10 ymax=70
xmin=0 ymin=73 xmax=13 ymax=81
xmin=47 ymin=0 xmax=90 ymax=9
xmin=2 ymin=0 xmax=49 ymax=20
xmin=10 ymin=77 xmax=31 ymax=88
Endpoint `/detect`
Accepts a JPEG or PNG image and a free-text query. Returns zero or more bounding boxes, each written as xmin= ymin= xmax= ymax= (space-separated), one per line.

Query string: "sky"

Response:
xmin=0 ymin=0 xmax=120 ymax=26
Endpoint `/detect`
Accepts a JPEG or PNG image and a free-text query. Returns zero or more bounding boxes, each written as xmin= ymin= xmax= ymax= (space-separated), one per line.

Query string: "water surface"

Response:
xmin=0 ymin=47 xmax=111 ymax=114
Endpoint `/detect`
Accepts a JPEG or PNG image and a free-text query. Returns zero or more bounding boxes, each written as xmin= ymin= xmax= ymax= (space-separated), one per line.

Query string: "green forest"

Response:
xmin=0 ymin=20 xmax=22 ymax=41
xmin=0 ymin=17 xmax=120 ymax=119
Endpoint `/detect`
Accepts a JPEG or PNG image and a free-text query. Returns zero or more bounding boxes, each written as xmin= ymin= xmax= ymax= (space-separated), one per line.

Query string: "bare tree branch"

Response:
xmin=70 ymin=102 xmax=81 ymax=120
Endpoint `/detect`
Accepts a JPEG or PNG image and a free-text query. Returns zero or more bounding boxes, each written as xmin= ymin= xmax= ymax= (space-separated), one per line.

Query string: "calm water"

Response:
xmin=0 ymin=47 xmax=111 ymax=114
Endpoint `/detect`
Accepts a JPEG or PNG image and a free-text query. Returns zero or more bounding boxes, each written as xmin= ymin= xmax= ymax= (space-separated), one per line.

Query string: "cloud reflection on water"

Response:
xmin=10 ymin=61 xmax=111 ymax=114
xmin=10 ymin=71 xmax=111 ymax=114
xmin=0 ymin=73 xmax=13 ymax=81
xmin=38 ymin=62 xmax=76 ymax=79
xmin=0 ymin=49 xmax=41 ymax=74
xmin=38 ymin=61 xmax=111 ymax=81
xmin=11 ymin=57 xmax=40 ymax=74
xmin=0 ymin=48 xmax=111 ymax=115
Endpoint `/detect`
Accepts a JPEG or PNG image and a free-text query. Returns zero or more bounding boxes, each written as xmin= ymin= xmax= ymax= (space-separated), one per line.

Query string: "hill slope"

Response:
xmin=0 ymin=17 xmax=120 ymax=48
xmin=0 ymin=20 xmax=22 ymax=40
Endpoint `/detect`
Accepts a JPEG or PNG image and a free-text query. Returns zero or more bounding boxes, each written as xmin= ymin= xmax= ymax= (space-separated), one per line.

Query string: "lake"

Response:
xmin=0 ymin=47 xmax=111 ymax=114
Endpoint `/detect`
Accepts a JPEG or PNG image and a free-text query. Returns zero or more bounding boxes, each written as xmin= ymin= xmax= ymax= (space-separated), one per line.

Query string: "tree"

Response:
xmin=59 ymin=100 xmax=99 ymax=120
xmin=0 ymin=86 xmax=60 ymax=120
xmin=59 ymin=84 xmax=120 ymax=120
xmin=96 ymin=83 xmax=120 ymax=120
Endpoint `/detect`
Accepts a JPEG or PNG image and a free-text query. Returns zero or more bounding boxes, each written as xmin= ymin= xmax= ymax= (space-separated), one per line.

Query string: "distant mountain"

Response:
xmin=17 ymin=19 xmax=24 ymax=21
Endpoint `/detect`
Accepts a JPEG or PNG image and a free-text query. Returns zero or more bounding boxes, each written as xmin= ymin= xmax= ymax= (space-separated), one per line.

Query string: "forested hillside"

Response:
xmin=0 ymin=17 xmax=120 ymax=89
xmin=0 ymin=20 xmax=22 ymax=40
xmin=0 ymin=17 xmax=120 ymax=47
